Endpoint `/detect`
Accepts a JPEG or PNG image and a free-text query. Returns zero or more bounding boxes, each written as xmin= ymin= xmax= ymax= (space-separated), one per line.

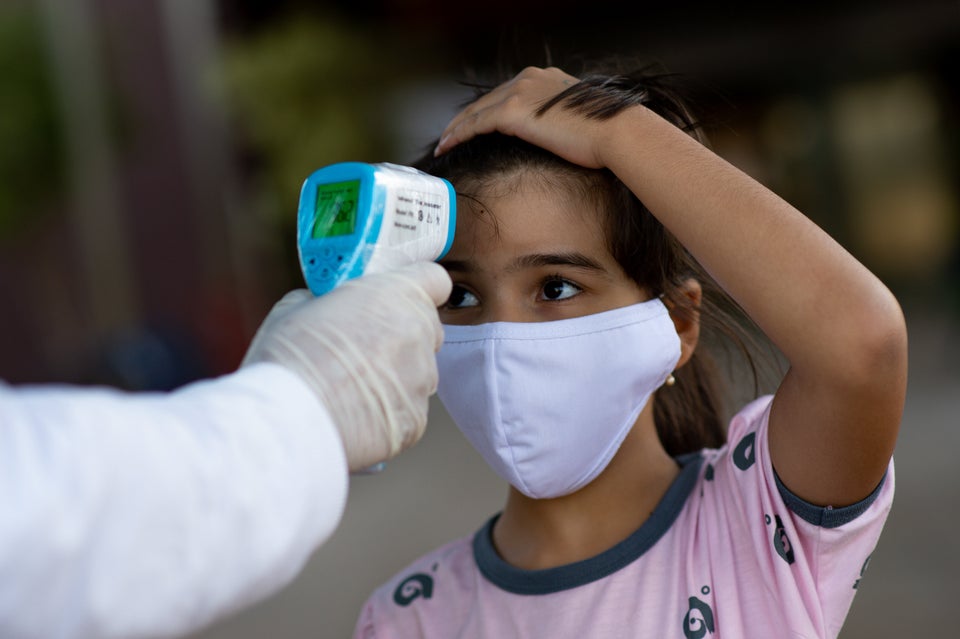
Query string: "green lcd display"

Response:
xmin=311 ymin=179 xmax=361 ymax=239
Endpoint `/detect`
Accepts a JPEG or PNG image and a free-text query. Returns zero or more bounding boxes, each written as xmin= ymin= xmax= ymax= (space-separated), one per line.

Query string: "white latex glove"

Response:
xmin=242 ymin=262 xmax=452 ymax=471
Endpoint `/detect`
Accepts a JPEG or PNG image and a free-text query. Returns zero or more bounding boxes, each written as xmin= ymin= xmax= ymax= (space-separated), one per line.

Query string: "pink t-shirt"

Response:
xmin=354 ymin=395 xmax=894 ymax=638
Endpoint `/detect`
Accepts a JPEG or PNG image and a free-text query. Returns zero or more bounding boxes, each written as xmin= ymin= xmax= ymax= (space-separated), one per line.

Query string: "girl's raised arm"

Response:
xmin=436 ymin=66 xmax=907 ymax=507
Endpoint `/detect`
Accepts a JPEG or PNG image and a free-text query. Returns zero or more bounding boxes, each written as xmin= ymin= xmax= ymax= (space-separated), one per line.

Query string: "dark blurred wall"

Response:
xmin=0 ymin=0 xmax=269 ymax=389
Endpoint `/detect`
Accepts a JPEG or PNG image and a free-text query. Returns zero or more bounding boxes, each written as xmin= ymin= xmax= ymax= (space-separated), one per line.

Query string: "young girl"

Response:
xmin=353 ymin=62 xmax=906 ymax=638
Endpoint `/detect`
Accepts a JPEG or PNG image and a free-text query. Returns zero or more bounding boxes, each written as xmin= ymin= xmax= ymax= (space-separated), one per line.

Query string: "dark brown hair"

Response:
xmin=412 ymin=63 xmax=772 ymax=455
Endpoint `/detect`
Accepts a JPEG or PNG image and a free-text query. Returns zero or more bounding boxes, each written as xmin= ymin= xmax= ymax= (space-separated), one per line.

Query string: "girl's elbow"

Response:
xmin=849 ymin=287 xmax=909 ymax=388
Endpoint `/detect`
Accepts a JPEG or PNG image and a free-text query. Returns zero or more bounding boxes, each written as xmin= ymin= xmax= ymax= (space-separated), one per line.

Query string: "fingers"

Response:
xmin=395 ymin=261 xmax=453 ymax=307
xmin=435 ymin=81 xmax=520 ymax=155
xmin=338 ymin=262 xmax=452 ymax=309
xmin=434 ymin=66 xmax=579 ymax=156
xmin=434 ymin=104 xmax=498 ymax=156
xmin=334 ymin=263 xmax=450 ymax=352
xmin=389 ymin=262 xmax=450 ymax=351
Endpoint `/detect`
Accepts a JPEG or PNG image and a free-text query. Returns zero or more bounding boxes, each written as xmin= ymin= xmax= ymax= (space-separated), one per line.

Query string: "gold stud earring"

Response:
xmin=665 ymin=374 xmax=676 ymax=387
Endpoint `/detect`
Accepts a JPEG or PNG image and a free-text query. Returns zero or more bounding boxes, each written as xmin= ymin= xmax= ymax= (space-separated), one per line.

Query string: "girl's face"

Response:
xmin=439 ymin=176 xmax=648 ymax=325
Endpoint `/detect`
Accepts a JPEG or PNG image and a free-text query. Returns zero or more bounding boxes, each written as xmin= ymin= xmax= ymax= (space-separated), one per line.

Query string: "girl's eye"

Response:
xmin=445 ymin=285 xmax=480 ymax=309
xmin=540 ymin=278 xmax=582 ymax=301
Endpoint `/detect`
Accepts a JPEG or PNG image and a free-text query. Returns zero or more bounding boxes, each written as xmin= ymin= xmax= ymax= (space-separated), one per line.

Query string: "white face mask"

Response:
xmin=436 ymin=298 xmax=682 ymax=499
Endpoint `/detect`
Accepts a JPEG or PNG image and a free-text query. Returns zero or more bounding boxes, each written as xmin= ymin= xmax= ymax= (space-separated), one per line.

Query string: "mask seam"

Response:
xmin=501 ymin=320 xmax=677 ymax=498
xmin=489 ymin=337 xmax=536 ymax=497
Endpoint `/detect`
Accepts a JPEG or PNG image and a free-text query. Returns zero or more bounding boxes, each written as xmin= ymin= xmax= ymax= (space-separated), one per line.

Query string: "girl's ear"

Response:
xmin=666 ymin=278 xmax=702 ymax=369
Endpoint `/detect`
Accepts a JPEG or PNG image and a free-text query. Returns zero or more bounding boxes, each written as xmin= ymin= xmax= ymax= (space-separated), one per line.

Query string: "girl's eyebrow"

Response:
xmin=439 ymin=252 xmax=606 ymax=274
xmin=510 ymin=252 xmax=605 ymax=273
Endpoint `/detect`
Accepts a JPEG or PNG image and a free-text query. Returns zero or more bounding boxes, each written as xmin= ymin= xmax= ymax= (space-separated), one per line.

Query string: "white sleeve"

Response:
xmin=0 ymin=362 xmax=348 ymax=639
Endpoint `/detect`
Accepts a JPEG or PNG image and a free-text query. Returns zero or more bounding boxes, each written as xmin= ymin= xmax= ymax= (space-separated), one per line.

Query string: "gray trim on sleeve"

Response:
xmin=774 ymin=467 xmax=888 ymax=529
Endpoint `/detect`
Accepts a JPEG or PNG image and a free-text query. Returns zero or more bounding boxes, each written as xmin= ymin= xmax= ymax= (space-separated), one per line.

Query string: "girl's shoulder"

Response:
xmin=695 ymin=391 xmax=893 ymax=533
xmin=353 ymin=531 xmax=480 ymax=637
xmin=696 ymin=394 xmax=774 ymax=465
xmin=726 ymin=394 xmax=775 ymax=441
xmin=368 ymin=533 xmax=475 ymax=604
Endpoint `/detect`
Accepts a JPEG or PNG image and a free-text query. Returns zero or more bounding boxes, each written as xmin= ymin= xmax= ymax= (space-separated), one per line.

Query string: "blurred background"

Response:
xmin=2 ymin=0 xmax=958 ymax=636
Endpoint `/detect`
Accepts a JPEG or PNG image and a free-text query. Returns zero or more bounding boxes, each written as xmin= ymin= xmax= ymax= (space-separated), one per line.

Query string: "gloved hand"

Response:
xmin=242 ymin=262 xmax=452 ymax=471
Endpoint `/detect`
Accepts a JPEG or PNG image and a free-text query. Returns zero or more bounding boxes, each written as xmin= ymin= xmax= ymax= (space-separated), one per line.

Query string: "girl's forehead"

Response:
xmin=453 ymin=182 xmax=609 ymax=254
xmin=463 ymin=165 xmax=589 ymax=198
xmin=463 ymin=172 xmax=599 ymax=219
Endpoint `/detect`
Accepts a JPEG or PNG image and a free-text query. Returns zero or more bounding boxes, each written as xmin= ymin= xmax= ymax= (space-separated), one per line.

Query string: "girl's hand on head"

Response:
xmin=433 ymin=66 xmax=609 ymax=169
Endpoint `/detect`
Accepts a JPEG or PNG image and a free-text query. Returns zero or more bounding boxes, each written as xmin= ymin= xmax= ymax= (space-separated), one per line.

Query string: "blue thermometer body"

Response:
xmin=297 ymin=162 xmax=456 ymax=297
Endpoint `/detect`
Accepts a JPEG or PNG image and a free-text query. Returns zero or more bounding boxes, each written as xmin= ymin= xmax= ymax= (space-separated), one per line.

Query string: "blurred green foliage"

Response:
xmin=218 ymin=13 xmax=411 ymax=222
xmin=0 ymin=6 xmax=63 ymax=239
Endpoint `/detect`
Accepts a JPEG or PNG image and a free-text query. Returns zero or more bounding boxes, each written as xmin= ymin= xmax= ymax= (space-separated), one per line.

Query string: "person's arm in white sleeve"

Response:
xmin=0 ymin=262 xmax=452 ymax=639
xmin=0 ymin=363 xmax=345 ymax=639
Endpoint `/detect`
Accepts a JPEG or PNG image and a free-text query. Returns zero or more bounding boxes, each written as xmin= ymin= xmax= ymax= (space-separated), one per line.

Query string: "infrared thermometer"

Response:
xmin=297 ymin=162 xmax=456 ymax=297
